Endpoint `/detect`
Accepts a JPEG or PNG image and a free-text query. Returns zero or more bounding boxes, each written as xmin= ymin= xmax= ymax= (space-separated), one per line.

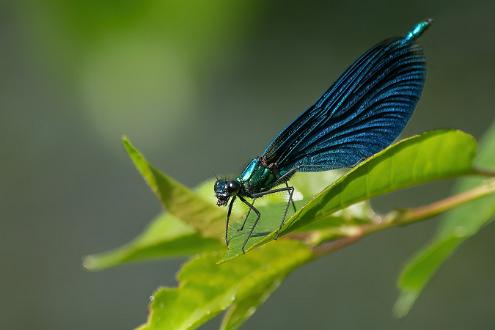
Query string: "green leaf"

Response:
xmin=224 ymin=130 xmax=476 ymax=261
xmin=290 ymin=130 xmax=476 ymax=230
xmin=84 ymin=148 xmax=342 ymax=270
xmin=395 ymin=123 xmax=495 ymax=317
xmin=220 ymin=277 xmax=282 ymax=330
xmin=394 ymin=237 xmax=462 ymax=317
xmin=137 ymin=241 xmax=312 ymax=330
xmin=83 ymin=213 xmax=223 ymax=271
xmin=123 ymin=136 xmax=225 ymax=239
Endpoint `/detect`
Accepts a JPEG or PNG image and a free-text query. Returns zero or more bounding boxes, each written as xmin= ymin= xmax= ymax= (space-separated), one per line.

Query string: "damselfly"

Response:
xmin=214 ymin=19 xmax=432 ymax=252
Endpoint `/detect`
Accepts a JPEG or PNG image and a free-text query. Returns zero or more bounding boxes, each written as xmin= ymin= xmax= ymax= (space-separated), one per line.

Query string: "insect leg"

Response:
xmin=251 ymin=186 xmax=293 ymax=198
xmin=275 ymin=185 xmax=294 ymax=239
xmin=238 ymin=195 xmax=261 ymax=254
xmin=285 ymin=181 xmax=297 ymax=213
xmin=252 ymin=185 xmax=295 ymax=239
xmin=238 ymin=198 xmax=256 ymax=231
xmin=225 ymin=196 xmax=236 ymax=245
xmin=269 ymin=166 xmax=297 ymax=213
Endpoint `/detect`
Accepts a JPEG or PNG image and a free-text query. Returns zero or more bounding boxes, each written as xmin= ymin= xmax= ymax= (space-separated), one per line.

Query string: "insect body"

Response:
xmin=214 ymin=19 xmax=432 ymax=252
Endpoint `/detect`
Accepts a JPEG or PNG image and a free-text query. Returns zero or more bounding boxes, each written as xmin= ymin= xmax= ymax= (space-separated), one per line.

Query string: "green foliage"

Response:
xmin=138 ymin=241 xmax=312 ymax=330
xmin=85 ymin=128 xmax=495 ymax=330
xmin=84 ymin=213 xmax=223 ymax=271
xmin=395 ymin=123 xmax=495 ymax=317
xmin=123 ymin=137 xmax=225 ymax=239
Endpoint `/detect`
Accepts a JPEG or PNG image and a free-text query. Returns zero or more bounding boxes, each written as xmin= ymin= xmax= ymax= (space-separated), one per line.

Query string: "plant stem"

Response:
xmin=472 ymin=167 xmax=495 ymax=177
xmin=312 ymin=178 xmax=495 ymax=257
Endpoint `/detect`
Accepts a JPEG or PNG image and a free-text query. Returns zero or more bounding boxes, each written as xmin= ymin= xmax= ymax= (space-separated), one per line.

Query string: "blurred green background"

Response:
xmin=2 ymin=0 xmax=494 ymax=329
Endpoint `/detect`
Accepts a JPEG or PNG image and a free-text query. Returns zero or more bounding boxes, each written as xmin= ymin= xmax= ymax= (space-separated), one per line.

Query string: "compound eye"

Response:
xmin=214 ymin=180 xmax=223 ymax=191
xmin=227 ymin=181 xmax=239 ymax=192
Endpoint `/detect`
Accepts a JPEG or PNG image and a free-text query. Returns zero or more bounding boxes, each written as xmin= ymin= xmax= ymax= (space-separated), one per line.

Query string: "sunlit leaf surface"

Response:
xmin=123 ymin=137 xmax=226 ymax=239
xmin=137 ymin=241 xmax=312 ymax=330
xmin=83 ymin=213 xmax=223 ymax=271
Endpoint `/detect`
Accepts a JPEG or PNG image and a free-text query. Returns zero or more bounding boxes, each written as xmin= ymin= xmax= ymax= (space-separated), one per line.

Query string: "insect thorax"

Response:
xmin=237 ymin=158 xmax=278 ymax=195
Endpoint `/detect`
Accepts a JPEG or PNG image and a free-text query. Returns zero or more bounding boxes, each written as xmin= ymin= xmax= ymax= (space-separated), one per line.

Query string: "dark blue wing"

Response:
xmin=261 ymin=25 xmax=428 ymax=175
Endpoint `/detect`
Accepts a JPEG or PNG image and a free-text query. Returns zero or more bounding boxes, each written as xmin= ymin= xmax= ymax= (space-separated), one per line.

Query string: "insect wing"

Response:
xmin=262 ymin=36 xmax=426 ymax=173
